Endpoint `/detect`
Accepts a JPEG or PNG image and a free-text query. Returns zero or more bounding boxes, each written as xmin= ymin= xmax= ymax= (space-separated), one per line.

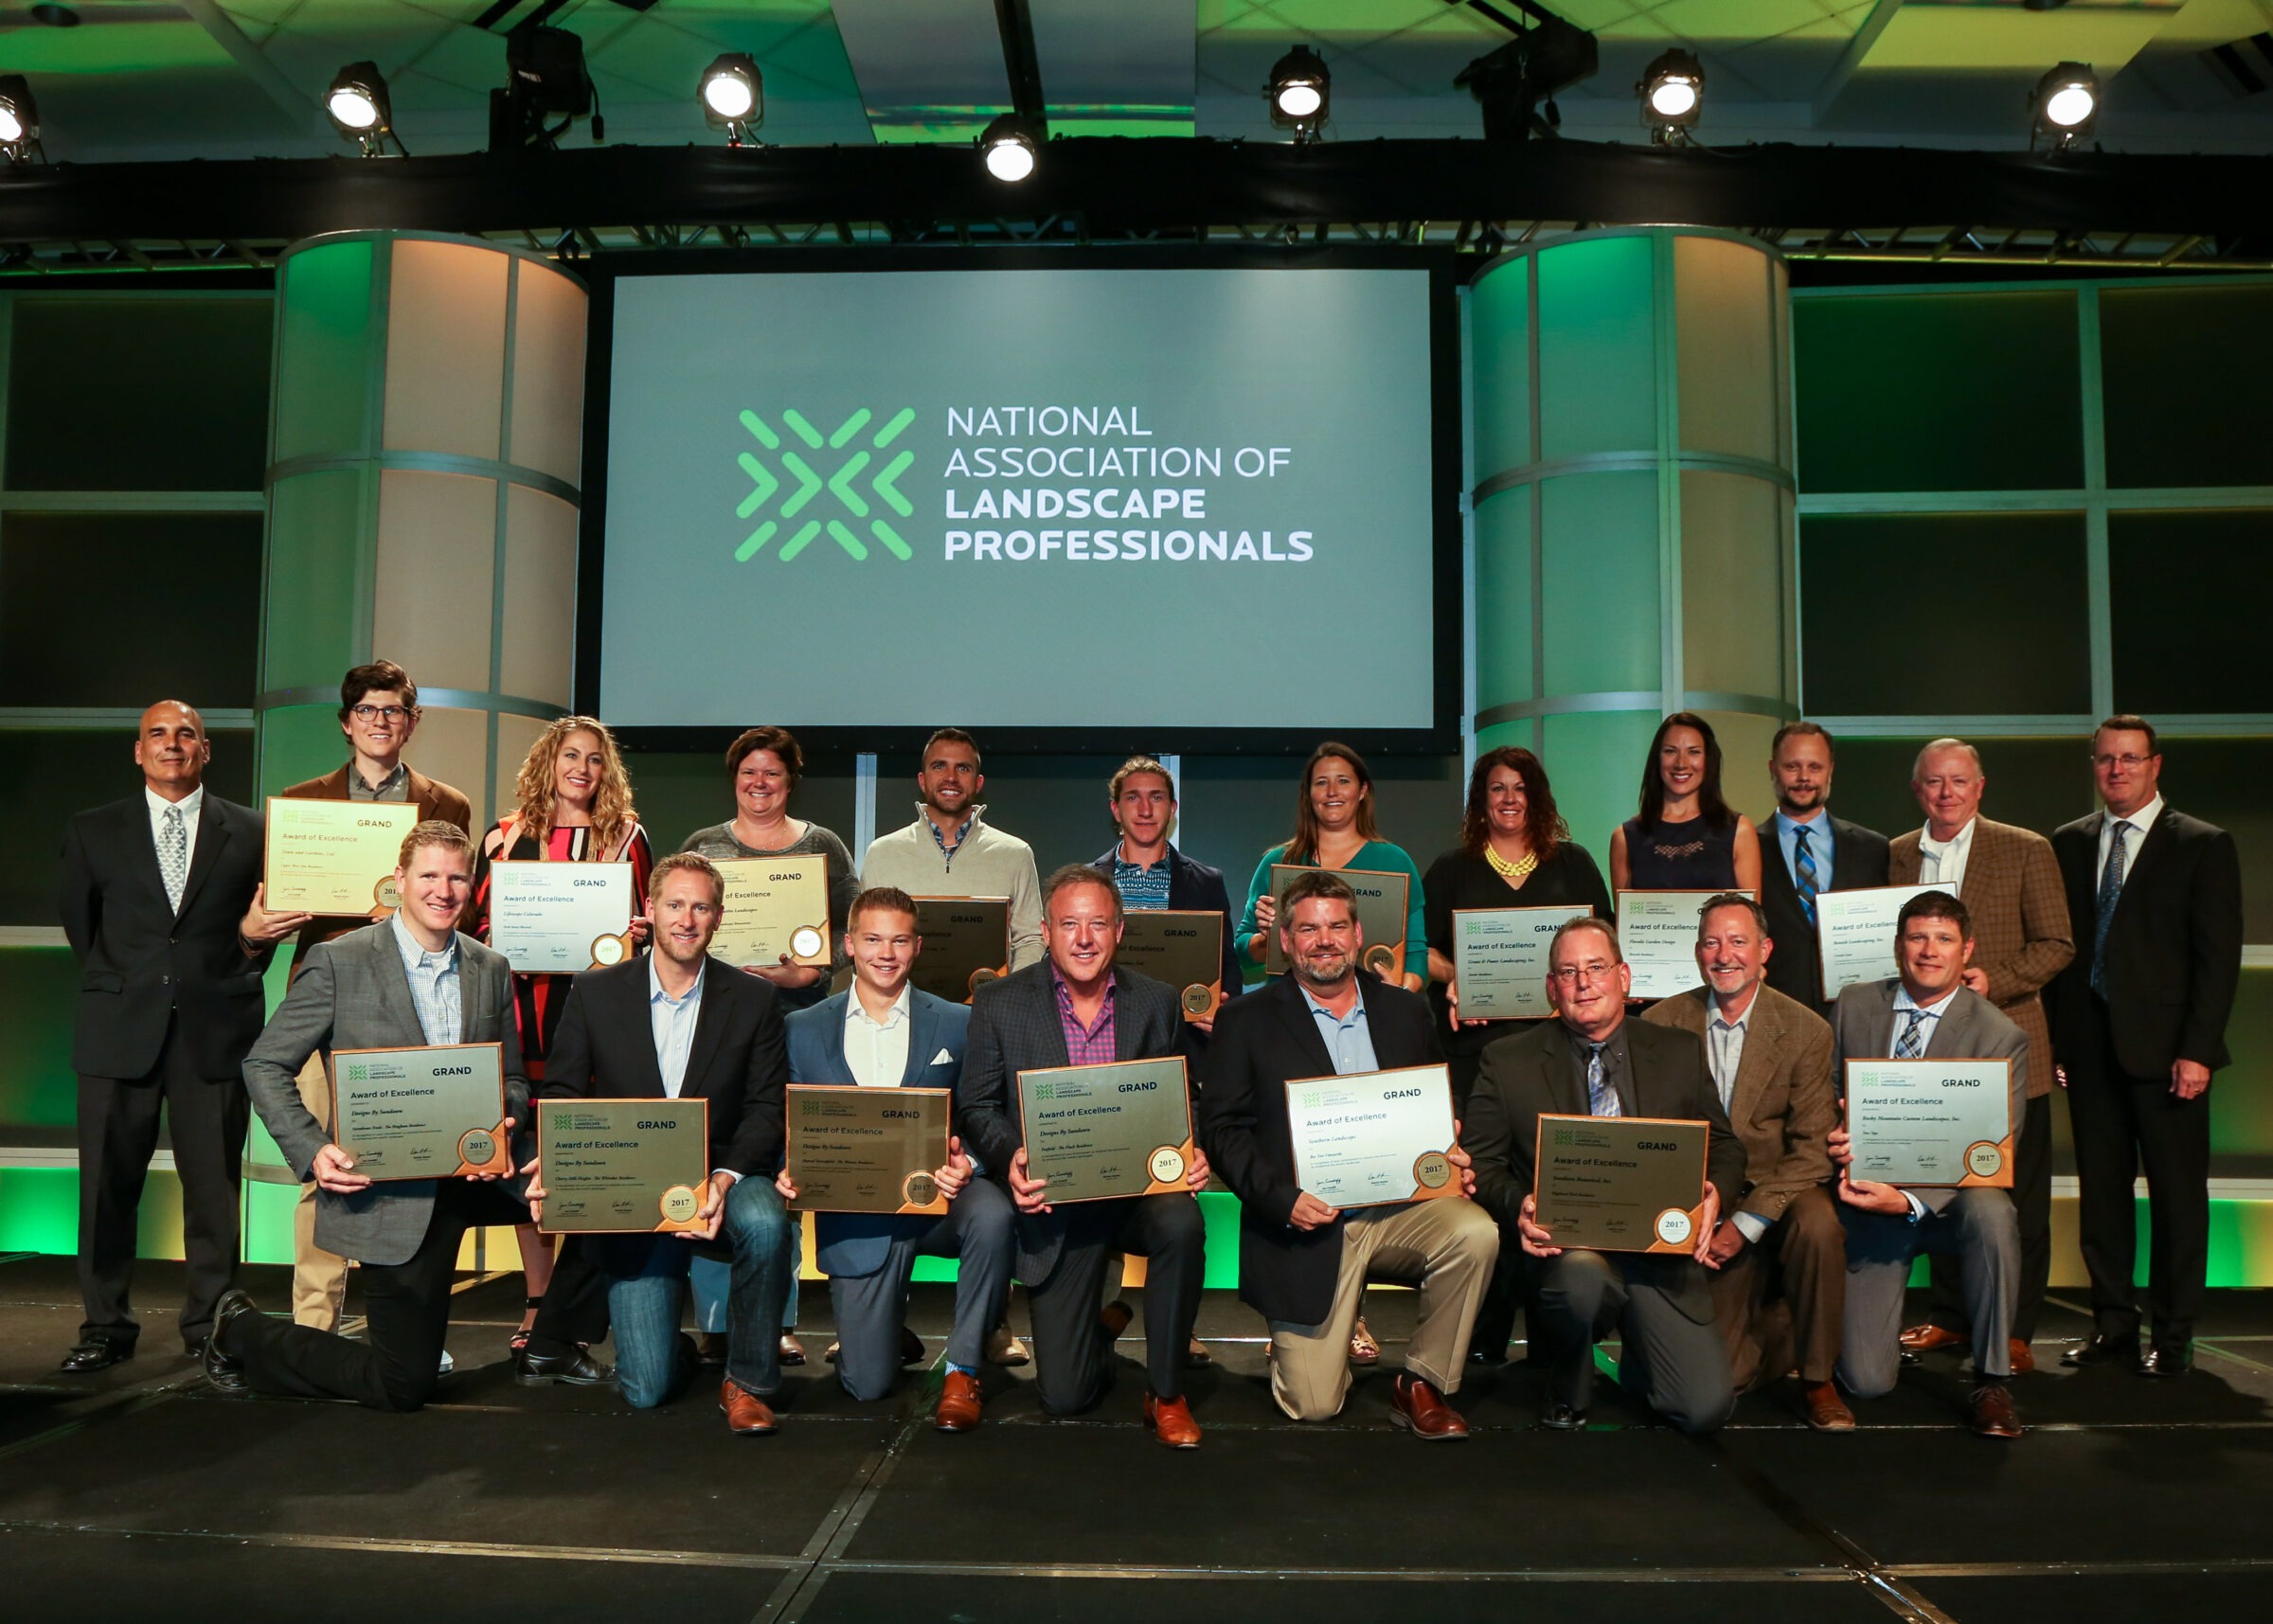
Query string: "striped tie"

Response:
xmin=1586 ymin=1042 xmax=1620 ymax=1117
xmin=2090 ymin=821 xmax=2131 ymax=996
xmin=1793 ymin=824 xmax=1819 ymax=929
xmin=1894 ymin=1009 xmax=1926 ymax=1060
xmin=159 ymin=805 xmax=188 ymax=915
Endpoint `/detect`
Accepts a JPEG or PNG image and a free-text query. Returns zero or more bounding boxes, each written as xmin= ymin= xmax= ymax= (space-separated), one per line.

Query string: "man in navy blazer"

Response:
xmin=779 ymin=885 xmax=1012 ymax=1431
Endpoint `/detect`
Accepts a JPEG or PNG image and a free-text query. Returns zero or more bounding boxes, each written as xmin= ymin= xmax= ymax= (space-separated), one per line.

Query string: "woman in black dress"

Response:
xmin=1608 ymin=711 xmax=1762 ymax=895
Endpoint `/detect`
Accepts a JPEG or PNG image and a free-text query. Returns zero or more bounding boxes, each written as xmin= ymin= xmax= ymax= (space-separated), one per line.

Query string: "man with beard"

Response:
xmin=862 ymin=728 xmax=1043 ymax=973
xmin=1757 ymin=723 xmax=1889 ymax=1020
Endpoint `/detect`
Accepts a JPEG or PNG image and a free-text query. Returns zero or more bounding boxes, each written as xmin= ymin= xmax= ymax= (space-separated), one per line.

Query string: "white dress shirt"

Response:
xmin=1914 ymin=816 xmax=1977 ymax=897
xmin=649 ymin=957 xmax=705 ymax=1098
xmin=844 ymin=984 xmax=913 ymax=1088
xmin=1707 ymin=993 xmax=1769 ymax=1243
xmin=2097 ymin=794 xmax=2163 ymax=890
xmin=145 ymin=784 xmax=204 ymax=871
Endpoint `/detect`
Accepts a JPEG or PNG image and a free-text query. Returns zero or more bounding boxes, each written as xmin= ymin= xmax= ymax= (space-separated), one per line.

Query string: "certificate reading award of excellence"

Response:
xmin=535 ymin=1098 xmax=710 ymax=1234
xmin=785 ymin=1085 xmax=951 ymax=1215
xmin=486 ymin=861 xmax=638 ymax=973
xmin=264 ymin=797 xmax=421 ymax=916
xmin=908 ymin=896 xmax=1011 ymax=1003
xmin=329 ymin=1042 xmax=512 ymax=1181
xmin=1285 ymin=1063 xmax=1460 ymax=1210
xmin=1016 ymin=1058 xmax=1194 ymax=1204
xmin=709 ymin=855 xmax=832 ymax=971
xmin=1617 ymin=891 xmax=1756 ymax=1001
xmin=1816 ymin=883 xmax=1958 ymax=1001
xmin=1453 ymin=905 xmax=1594 ymax=1020
xmin=1115 ymin=911 xmax=1226 ymax=1022
xmin=1532 ymin=1115 xmax=1710 ymax=1254
xmin=1844 ymin=1060 xmax=2016 ymax=1187
xmin=1265 ymin=865 xmax=1409 ymax=981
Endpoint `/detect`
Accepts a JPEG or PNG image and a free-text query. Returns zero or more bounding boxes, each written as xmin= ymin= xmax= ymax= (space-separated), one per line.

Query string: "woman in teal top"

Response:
xmin=1236 ymin=741 xmax=1427 ymax=991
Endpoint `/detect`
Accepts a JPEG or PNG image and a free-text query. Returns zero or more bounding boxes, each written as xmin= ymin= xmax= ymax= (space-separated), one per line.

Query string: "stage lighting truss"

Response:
xmin=326 ymin=62 xmax=400 ymax=157
xmin=493 ymin=23 xmax=602 ymax=152
xmin=2031 ymin=62 xmax=2099 ymax=150
xmin=1455 ymin=8 xmax=1600 ymax=142
xmin=0 ymin=76 xmax=43 ymax=164
xmin=1267 ymin=45 xmax=1331 ymax=143
xmin=699 ymin=53 xmax=763 ymax=147
xmin=1638 ymin=49 xmax=1703 ymax=146
xmin=979 ymin=113 xmax=1042 ymax=183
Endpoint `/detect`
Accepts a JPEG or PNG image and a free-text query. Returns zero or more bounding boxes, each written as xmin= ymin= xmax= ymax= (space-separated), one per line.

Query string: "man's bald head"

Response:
xmin=134 ymin=701 xmax=210 ymax=798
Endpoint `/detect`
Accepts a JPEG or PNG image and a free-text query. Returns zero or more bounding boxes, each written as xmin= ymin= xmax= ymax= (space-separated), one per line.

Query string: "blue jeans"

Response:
xmin=607 ymin=1176 xmax=788 ymax=1409
xmin=689 ymin=1212 xmax=799 ymax=1332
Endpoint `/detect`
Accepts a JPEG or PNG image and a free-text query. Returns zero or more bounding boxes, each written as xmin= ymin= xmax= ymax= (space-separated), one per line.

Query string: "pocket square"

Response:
xmin=929 ymin=1048 xmax=956 ymax=1065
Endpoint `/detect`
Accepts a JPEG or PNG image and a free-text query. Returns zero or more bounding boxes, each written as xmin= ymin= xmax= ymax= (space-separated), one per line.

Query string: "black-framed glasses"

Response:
xmin=349 ymin=705 xmax=414 ymax=723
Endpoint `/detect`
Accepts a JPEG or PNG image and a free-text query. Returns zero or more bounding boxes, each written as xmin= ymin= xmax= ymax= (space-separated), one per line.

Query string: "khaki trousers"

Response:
xmin=1267 ymin=1197 xmax=1498 ymax=1422
xmin=290 ymin=1053 xmax=350 ymax=1330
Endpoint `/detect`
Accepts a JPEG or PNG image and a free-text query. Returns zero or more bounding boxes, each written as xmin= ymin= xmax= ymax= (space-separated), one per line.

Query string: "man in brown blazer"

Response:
xmin=1644 ymin=894 xmax=1849 ymax=1430
xmin=1888 ymin=739 xmax=2072 ymax=1367
xmin=275 ymin=660 xmax=474 ymax=1329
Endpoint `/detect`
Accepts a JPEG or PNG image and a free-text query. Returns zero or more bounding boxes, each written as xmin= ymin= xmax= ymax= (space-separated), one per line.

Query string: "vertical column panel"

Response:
xmin=508 ymin=261 xmax=590 ymax=488
xmin=1472 ymin=489 xmax=1534 ymax=715
xmin=382 ymin=241 xmax=509 ymax=460
xmin=1537 ymin=235 xmax=1657 ymax=463
xmin=1673 ymin=236 xmax=1778 ymax=463
xmin=1468 ymin=256 xmax=1531 ymax=478
xmin=371 ymin=469 xmax=499 ymax=691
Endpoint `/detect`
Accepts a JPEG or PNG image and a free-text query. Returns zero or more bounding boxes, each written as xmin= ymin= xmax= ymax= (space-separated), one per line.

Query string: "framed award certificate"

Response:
xmin=1016 ymin=1057 xmax=1195 ymax=1204
xmin=264 ymin=797 xmax=421 ymax=916
xmin=1284 ymin=1063 xmax=1460 ymax=1210
xmin=1452 ymin=905 xmax=1594 ymax=1020
xmin=486 ymin=861 xmax=638 ymax=973
xmin=535 ymin=1098 xmax=710 ymax=1234
xmin=328 ymin=1042 xmax=512 ymax=1181
xmin=785 ymin=1085 xmax=951 ymax=1215
xmin=1264 ymin=865 xmax=1409 ymax=982
xmin=1115 ymin=910 xmax=1226 ymax=1022
xmin=1816 ymin=883 xmax=1955 ymax=1001
xmin=1616 ymin=890 xmax=1756 ymax=1002
xmin=1531 ymin=1115 xmax=1710 ymax=1254
xmin=709 ymin=855 xmax=832 ymax=972
xmin=908 ymin=896 xmax=1011 ymax=1003
xmin=1844 ymin=1060 xmax=2016 ymax=1187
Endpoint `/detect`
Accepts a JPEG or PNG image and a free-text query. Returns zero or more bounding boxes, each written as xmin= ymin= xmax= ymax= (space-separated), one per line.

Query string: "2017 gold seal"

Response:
xmin=375 ymin=876 xmax=402 ymax=909
xmin=1363 ymin=943 xmax=1400 ymax=979
xmin=591 ymin=934 xmax=629 ymax=968
xmin=1412 ymin=1151 xmax=1451 ymax=1190
xmin=902 ymin=1171 xmax=940 ymax=1208
xmin=1181 ymin=983 xmax=1214 ymax=1017
xmin=659 ymin=1185 xmax=700 ymax=1224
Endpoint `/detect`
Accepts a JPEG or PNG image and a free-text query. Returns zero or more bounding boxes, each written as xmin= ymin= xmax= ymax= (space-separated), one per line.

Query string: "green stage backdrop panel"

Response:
xmin=0 ymin=946 xmax=81 ymax=1138
xmin=2213 ymin=970 xmax=2273 ymax=1172
xmin=1539 ymin=471 xmax=1660 ymax=697
xmin=1468 ymin=252 xmax=1530 ymax=477
xmin=1792 ymin=291 xmax=2082 ymax=494
xmin=2139 ymin=738 xmax=2273 ymax=944
xmin=2108 ymin=509 xmax=2273 ymax=716
xmin=2101 ymin=284 xmax=2273 ymax=491
xmin=1535 ymin=234 xmax=1657 ymax=463
xmin=1471 ymin=488 xmax=1535 ymax=714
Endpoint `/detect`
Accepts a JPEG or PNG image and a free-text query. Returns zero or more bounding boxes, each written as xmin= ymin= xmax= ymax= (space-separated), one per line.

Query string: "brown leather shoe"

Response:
xmin=1144 ymin=1392 xmax=1202 ymax=1449
xmin=1969 ymin=1383 xmax=2023 ymax=1440
xmin=720 ymin=1376 xmax=777 ymax=1436
xmin=1900 ymin=1323 xmax=1966 ymax=1353
xmin=934 ymin=1369 xmax=983 ymax=1433
xmin=1388 ymin=1374 xmax=1470 ymax=1440
xmin=1800 ymin=1380 xmax=1856 ymax=1433
xmin=2008 ymin=1338 xmax=2035 ymax=1375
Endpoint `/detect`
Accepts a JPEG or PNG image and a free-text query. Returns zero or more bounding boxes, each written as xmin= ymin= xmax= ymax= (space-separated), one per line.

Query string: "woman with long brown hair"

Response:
xmin=1608 ymin=711 xmax=1762 ymax=894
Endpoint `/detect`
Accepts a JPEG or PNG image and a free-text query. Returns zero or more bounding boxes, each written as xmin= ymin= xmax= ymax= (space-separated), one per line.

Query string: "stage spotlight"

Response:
xmin=979 ymin=112 xmax=1041 ymax=182
xmin=1638 ymin=49 xmax=1703 ymax=143
xmin=699 ymin=52 xmax=763 ymax=143
xmin=1456 ymin=9 xmax=1599 ymax=142
xmin=2031 ymin=62 xmax=2098 ymax=147
xmin=325 ymin=62 xmax=395 ymax=155
xmin=1267 ymin=45 xmax=1330 ymax=141
xmin=0 ymin=76 xmax=39 ymax=161
xmin=491 ymin=22 xmax=600 ymax=151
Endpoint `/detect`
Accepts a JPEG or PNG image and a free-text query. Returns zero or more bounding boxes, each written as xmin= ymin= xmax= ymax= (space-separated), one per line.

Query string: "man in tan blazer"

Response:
xmin=1644 ymin=894 xmax=1849 ymax=1430
xmin=1888 ymin=739 xmax=2072 ymax=1368
xmin=275 ymin=660 xmax=474 ymax=1330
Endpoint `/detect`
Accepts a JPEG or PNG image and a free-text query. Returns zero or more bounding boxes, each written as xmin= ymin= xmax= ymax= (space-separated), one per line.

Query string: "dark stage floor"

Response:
xmin=3 ymin=1252 xmax=2269 ymax=1622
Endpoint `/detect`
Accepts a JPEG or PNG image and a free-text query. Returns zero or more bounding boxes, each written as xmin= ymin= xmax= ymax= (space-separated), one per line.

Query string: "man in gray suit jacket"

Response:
xmin=1830 ymin=890 xmax=2029 ymax=1440
xmin=779 ymin=886 xmax=1012 ymax=1431
xmin=206 ymin=822 xmax=606 ymax=1411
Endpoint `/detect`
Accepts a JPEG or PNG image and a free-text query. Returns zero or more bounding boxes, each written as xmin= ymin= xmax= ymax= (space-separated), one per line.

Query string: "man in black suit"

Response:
xmin=1759 ymin=722 xmax=1891 ymax=1018
xmin=2048 ymin=717 xmax=2243 ymax=1377
xmin=56 ymin=700 xmax=306 ymax=1371
xmin=1466 ymin=917 xmax=1745 ymax=1434
xmin=959 ymin=865 xmax=1213 ymax=1446
xmin=1201 ymin=869 xmax=1496 ymax=1437
xmin=539 ymin=852 xmax=794 ymax=1432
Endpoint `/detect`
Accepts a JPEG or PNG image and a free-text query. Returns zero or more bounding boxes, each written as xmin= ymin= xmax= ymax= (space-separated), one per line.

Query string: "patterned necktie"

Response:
xmin=1792 ymin=823 xmax=1819 ymax=929
xmin=1894 ymin=1008 xmax=1926 ymax=1060
xmin=159 ymin=805 xmax=188 ymax=915
xmin=2091 ymin=821 xmax=2131 ymax=996
xmin=1586 ymin=1041 xmax=1620 ymax=1117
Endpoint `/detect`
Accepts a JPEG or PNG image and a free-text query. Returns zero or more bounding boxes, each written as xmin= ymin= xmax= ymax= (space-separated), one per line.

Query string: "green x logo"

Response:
xmin=736 ymin=407 xmax=917 ymax=562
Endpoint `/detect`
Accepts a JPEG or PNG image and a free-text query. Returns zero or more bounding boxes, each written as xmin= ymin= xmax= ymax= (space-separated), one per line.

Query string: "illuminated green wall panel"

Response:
xmin=1467 ymin=253 xmax=1530 ymax=476
xmin=1536 ymin=234 xmax=1657 ymax=462
xmin=1472 ymin=489 xmax=1534 ymax=711
xmin=1539 ymin=471 xmax=1661 ymax=696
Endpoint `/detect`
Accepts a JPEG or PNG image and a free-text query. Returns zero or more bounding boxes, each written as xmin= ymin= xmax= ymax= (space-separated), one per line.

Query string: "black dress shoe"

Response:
xmin=1538 ymin=1400 xmax=1587 ymax=1431
xmin=514 ymin=1345 xmax=617 ymax=1387
xmin=2138 ymin=1342 xmax=2193 ymax=1378
xmin=204 ymin=1290 xmax=258 ymax=1396
xmin=2061 ymin=1332 xmax=2140 ymax=1368
xmin=59 ymin=1339 xmax=134 ymax=1374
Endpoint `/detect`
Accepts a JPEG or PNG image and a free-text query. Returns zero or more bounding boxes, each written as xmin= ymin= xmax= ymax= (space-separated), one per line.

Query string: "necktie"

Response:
xmin=1894 ymin=1008 xmax=1926 ymax=1060
xmin=1792 ymin=824 xmax=1818 ymax=929
xmin=2091 ymin=821 xmax=2131 ymax=996
xmin=159 ymin=805 xmax=188 ymax=915
xmin=1586 ymin=1042 xmax=1620 ymax=1117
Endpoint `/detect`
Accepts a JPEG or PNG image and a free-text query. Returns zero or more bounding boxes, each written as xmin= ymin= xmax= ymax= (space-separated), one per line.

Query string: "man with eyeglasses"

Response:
xmin=2047 ymin=718 xmax=2241 ymax=1378
xmin=264 ymin=660 xmax=473 ymax=1330
xmin=1465 ymin=917 xmax=1745 ymax=1435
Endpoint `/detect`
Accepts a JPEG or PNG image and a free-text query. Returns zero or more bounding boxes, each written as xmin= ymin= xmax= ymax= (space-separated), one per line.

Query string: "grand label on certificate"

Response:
xmin=786 ymin=1085 xmax=951 ymax=1215
xmin=329 ymin=1042 xmax=512 ymax=1181
xmin=1844 ymin=1060 xmax=2016 ymax=1187
xmin=1016 ymin=1058 xmax=1194 ymax=1204
xmin=909 ymin=896 xmax=1010 ymax=1003
xmin=536 ymin=1098 xmax=710 ymax=1234
xmin=1285 ymin=1063 xmax=1460 ymax=1210
xmin=710 ymin=855 xmax=832 ymax=971
xmin=264 ymin=797 xmax=421 ymax=916
xmin=1817 ymin=883 xmax=1956 ymax=1001
xmin=487 ymin=861 xmax=638 ymax=973
xmin=1532 ymin=1115 xmax=1710 ymax=1254
xmin=1116 ymin=910 xmax=1225 ymax=1022
xmin=1265 ymin=865 xmax=1408 ymax=981
xmin=1453 ymin=905 xmax=1593 ymax=1020
xmin=1618 ymin=890 xmax=1754 ymax=1001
